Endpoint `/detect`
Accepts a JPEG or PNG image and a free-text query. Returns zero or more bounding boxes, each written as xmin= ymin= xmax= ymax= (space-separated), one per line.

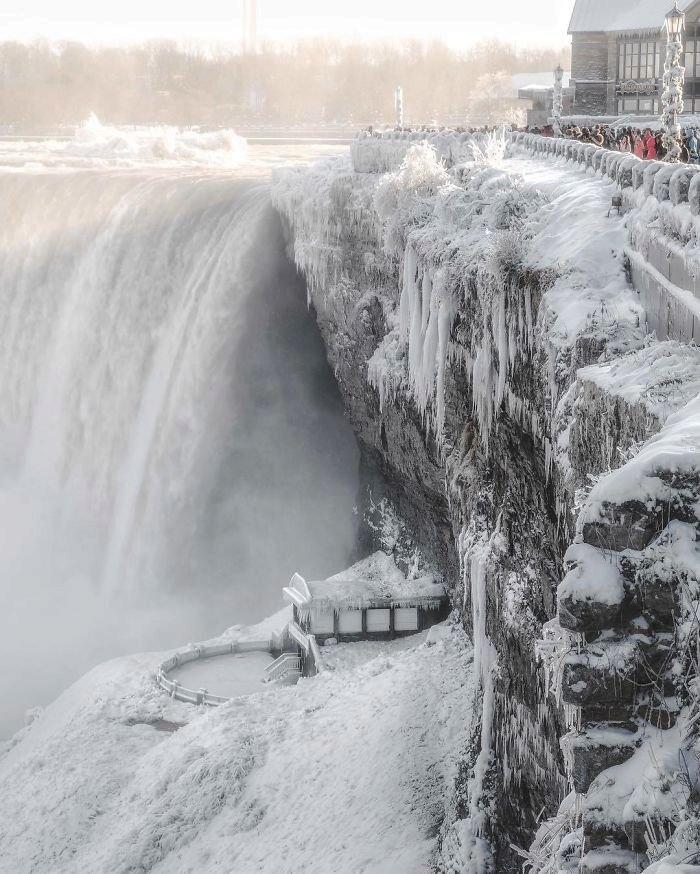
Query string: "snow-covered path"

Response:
xmin=0 ymin=624 xmax=472 ymax=874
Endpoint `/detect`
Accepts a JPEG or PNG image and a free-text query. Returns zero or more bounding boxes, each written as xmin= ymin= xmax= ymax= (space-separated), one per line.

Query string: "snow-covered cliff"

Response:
xmin=273 ymin=134 xmax=700 ymax=873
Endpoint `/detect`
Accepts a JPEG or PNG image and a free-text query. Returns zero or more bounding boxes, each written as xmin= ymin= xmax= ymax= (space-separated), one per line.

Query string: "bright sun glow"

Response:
xmin=0 ymin=0 xmax=574 ymax=47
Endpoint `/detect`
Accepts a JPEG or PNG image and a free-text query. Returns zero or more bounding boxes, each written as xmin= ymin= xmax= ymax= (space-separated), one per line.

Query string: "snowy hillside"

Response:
xmin=0 ymin=619 xmax=472 ymax=874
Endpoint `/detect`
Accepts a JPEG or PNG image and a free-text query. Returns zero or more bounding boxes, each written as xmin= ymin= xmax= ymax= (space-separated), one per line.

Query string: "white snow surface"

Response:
xmin=584 ymin=390 xmax=700 ymax=513
xmin=0 ymin=617 xmax=473 ymax=874
xmin=559 ymin=541 xmax=625 ymax=606
xmin=578 ymin=341 xmax=700 ymax=426
xmin=510 ymin=157 xmax=643 ymax=352
xmin=308 ymin=549 xmax=445 ymax=607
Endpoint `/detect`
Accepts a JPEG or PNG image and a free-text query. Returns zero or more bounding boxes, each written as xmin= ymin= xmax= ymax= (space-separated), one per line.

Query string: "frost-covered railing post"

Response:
xmin=661 ymin=3 xmax=686 ymax=163
xmin=395 ymin=86 xmax=404 ymax=129
xmin=552 ymin=65 xmax=564 ymax=137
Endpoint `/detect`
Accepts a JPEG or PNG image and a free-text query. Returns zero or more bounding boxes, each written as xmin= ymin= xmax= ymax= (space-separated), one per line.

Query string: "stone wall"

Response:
xmin=571 ymin=32 xmax=611 ymax=116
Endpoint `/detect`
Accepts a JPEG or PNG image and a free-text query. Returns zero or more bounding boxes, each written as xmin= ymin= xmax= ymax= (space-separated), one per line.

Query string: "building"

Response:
xmin=282 ymin=552 xmax=449 ymax=647
xmin=569 ymin=0 xmax=700 ymax=118
xmin=514 ymin=71 xmax=574 ymax=128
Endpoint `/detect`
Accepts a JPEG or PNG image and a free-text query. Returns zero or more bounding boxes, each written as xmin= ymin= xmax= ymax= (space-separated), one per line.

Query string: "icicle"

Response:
xmin=399 ymin=244 xmax=417 ymax=340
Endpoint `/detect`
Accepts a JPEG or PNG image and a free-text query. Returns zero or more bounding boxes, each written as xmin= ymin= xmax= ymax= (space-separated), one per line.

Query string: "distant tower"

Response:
xmin=242 ymin=0 xmax=258 ymax=54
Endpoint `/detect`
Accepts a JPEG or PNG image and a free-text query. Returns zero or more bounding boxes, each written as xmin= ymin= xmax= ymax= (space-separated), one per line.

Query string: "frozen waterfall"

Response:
xmin=0 ymin=159 xmax=359 ymax=735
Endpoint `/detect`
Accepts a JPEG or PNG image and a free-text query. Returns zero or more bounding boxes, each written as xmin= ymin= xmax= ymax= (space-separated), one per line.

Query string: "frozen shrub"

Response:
xmin=374 ymin=143 xmax=452 ymax=257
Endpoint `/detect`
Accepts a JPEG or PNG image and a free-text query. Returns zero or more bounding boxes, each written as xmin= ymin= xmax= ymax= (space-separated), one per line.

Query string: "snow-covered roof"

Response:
xmin=512 ymin=71 xmax=571 ymax=92
xmin=568 ymin=0 xmax=698 ymax=34
xmin=284 ymin=552 xmax=446 ymax=611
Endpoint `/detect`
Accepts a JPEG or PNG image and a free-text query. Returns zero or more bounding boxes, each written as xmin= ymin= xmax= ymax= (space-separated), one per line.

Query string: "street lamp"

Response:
xmin=661 ymin=3 xmax=686 ymax=162
xmin=395 ymin=86 xmax=404 ymax=129
xmin=552 ymin=65 xmax=564 ymax=136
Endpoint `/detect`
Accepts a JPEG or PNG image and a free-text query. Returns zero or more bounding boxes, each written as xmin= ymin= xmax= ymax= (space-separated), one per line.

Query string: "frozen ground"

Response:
xmin=319 ymin=631 xmax=430 ymax=673
xmin=169 ymin=651 xmax=273 ymax=699
xmin=0 ymin=619 xmax=472 ymax=874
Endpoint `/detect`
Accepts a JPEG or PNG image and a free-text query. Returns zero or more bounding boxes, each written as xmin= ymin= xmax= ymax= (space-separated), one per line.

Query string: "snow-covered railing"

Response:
xmin=287 ymin=619 xmax=324 ymax=677
xmin=513 ymin=132 xmax=700 ymax=343
xmin=264 ymin=652 xmax=302 ymax=683
xmin=511 ymin=132 xmax=700 ymax=210
xmin=156 ymin=637 xmax=285 ymax=707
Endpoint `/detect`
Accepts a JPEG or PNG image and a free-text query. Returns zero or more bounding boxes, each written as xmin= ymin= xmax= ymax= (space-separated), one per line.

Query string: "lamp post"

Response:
xmin=661 ymin=3 xmax=686 ymax=162
xmin=552 ymin=65 xmax=564 ymax=136
xmin=395 ymin=86 xmax=404 ymax=129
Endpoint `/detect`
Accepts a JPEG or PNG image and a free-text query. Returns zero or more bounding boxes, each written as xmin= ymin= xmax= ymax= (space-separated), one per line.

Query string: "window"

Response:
xmin=338 ymin=610 xmax=362 ymax=634
xmin=366 ymin=609 xmax=390 ymax=633
xmin=310 ymin=611 xmax=334 ymax=635
xmin=617 ymin=96 xmax=656 ymax=115
xmin=394 ymin=608 xmax=419 ymax=632
xmin=618 ymin=39 xmax=660 ymax=81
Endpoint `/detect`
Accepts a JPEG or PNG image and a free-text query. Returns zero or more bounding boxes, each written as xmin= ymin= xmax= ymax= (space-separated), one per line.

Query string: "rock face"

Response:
xmin=272 ymin=135 xmax=700 ymax=872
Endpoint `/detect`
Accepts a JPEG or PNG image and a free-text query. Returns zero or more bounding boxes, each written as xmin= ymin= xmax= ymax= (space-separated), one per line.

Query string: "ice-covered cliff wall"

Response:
xmin=271 ymin=135 xmax=626 ymax=870
xmin=274 ymin=133 xmax=700 ymax=873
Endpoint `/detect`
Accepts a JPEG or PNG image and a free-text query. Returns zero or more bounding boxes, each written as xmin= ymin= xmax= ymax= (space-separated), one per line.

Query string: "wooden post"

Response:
xmin=362 ymin=608 xmax=367 ymax=637
xmin=334 ymin=610 xmax=340 ymax=637
xmin=389 ymin=607 xmax=395 ymax=640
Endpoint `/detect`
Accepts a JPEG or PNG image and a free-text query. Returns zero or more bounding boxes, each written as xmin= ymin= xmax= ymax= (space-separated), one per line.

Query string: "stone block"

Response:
xmin=579 ymin=846 xmax=640 ymax=874
xmin=580 ymin=705 xmax=638 ymax=732
xmin=582 ymin=502 xmax=659 ymax=552
xmin=561 ymin=657 xmax=638 ymax=707
xmin=670 ymin=166 xmax=699 ymax=206
xmin=559 ymin=595 xmax=628 ymax=633
xmin=653 ymin=164 xmax=678 ymax=202
xmin=638 ymin=577 xmax=676 ymax=621
xmin=582 ymin=822 xmax=630 ymax=852
xmin=568 ymin=731 xmax=639 ymax=794
xmin=643 ymin=161 xmax=667 ymax=197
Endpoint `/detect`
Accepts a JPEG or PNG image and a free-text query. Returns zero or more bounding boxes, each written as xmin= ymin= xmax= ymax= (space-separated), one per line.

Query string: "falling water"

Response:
xmin=0 ymin=128 xmax=359 ymax=735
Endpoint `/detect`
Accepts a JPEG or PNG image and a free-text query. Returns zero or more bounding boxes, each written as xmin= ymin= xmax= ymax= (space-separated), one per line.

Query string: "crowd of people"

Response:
xmin=534 ymin=123 xmax=700 ymax=163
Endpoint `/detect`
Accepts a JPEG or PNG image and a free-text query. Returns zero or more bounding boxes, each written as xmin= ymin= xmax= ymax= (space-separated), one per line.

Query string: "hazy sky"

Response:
xmin=0 ymin=1 xmax=574 ymax=48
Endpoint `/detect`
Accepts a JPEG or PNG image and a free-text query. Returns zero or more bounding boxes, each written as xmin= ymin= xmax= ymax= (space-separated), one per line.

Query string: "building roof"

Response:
xmin=512 ymin=71 xmax=572 ymax=92
xmin=568 ymin=0 xmax=697 ymax=34
xmin=283 ymin=551 xmax=446 ymax=612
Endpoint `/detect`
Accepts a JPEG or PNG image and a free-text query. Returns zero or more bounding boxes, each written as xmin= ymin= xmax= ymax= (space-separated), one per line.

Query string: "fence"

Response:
xmin=156 ymin=629 xmax=288 ymax=707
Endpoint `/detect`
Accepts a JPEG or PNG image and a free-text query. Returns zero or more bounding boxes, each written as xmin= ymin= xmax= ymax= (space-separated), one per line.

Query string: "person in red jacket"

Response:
xmin=644 ymin=129 xmax=657 ymax=160
xmin=633 ymin=133 xmax=646 ymax=159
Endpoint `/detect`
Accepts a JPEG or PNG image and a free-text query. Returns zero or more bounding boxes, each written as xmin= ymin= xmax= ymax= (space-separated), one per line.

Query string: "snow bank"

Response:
xmin=583 ymin=391 xmax=700 ymax=513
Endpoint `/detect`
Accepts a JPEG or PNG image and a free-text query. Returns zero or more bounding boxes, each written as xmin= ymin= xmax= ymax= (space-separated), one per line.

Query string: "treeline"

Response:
xmin=0 ymin=39 xmax=570 ymax=129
